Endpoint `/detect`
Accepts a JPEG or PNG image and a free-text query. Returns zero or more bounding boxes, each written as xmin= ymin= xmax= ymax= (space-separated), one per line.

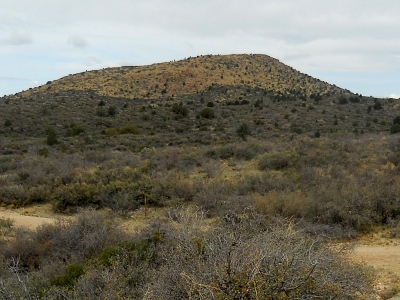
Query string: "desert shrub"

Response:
xmin=50 ymin=264 xmax=85 ymax=287
xmin=373 ymin=99 xmax=383 ymax=110
xmin=217 ymin=144 xmax=235 ymax=159
xmin=3 ymin=210 xmax=125 ymax=269
xmin=199 ymin=107 xmax=214 ymax=119
xmin=390 ymin=124 xmax=400 ymax=134
xmin=71 ymin=124 xmax=85 ymax=136
xmin=258 ymin=151 xmax=293 ymax=170
xmin=150 ymin=216 xmax=373 ymax=299
xmin=165 ymin=205 xmax=206 ymax=225
xmin=0 ymin=185 xmax=28 ymax=206
xmin=206 ymin=141 xmax=264 ymax=161
xmin=73 ymin=238 xmax=157 ymax=299
xmin=194 ymin=179 xmax=233 ymax=213
xmin=393 ymin=116 xmax=400 ymax=125
xmin=46 ymin=127 xmax=58 ymax=145
xmin=146 ymin=147 xmax=200 ymax=172
xmin=0 ymin=217 xmax=14 ymax=242
xmin=338 ymin=96 xmax=348 ymax=104
xmin=390 ymin=116 xmax=400 ymax=133
xmin=254 ymin=189 xmax=309 ymax=218
xmin=233 ymin=139 xmax=265 ymax=160
xmin=301 ymin=171 xmax=400 ymax=231
xmin=95 ymin=107 xmax=107 ymax=117
xmin=0 ymin=210 xmax=127 ymax=298
xmin=104 ymin=127 xmax=119 ymax=136
xmin=149 ymin=171 xmax=196 ymax=205
xmin=237 ymin=172 xmax=293 ymax=195
xmin=98 ymin=189 xmax=141 ymax=216
xmin=107 ymin=106 xmax=117 ymax=116
xmin=200 ymin=158 xmax=222 ymax=178
xmin=120 ymin=125 xmax=140 ymax=134
xmin=53 ymin=183 xmax=100 ymax=212
xmin=236 ymin=122 xmax=251 ymax=140
xmin=38 ymin=147 xmax=50 ymax=157
xmin=171 ymin=103 xmax=189 ymax=117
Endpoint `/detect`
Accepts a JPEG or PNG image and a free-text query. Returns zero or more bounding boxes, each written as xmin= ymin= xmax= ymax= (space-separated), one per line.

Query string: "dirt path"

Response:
xmin=350 ymin=242 xmax=400 ymax=299
xmin=0 ymin=205 xmax=56 ymax=229
xmin=351 ymin=244 xmax=400 ymax=275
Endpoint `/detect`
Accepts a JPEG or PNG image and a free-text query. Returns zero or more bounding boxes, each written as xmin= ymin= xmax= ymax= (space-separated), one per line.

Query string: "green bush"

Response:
xmin=4 ymin=119 xmax=12 ymax=127
xmin=199 ymin=107 xmax=214 ymax=119
xmin=96 ymin=108 xmax=107 ymax=117
xmin=46 ymin=127 xmax=58 ymax=145
xmin=171 ymin=103 xmax=189 ymax=117
xmin=120 ymin=125 xmax=140 ymax=134
xmin=108 ymin=106 xmax=117 ymax=116
xmin=258 ymin=151 xmax=292 ymax=170
xmin=391 ymin=116 xmax=400 ymax=133
xmin=236 ymin=122 xmax=251 ymax=140
xmin=38 ymin=147 xmax=50 ymax=157
xmin=104 ymin=128 xmax=120 ymax=136
xmin=71 ymin=124 xmax=85 ymax=136
xmin=50 ymin=264 xmax=85 ymax=287
xmin=390 ymin=124 xmax=400 ymax=134
xmin=53 ymin=183 xmax=99 ymax=212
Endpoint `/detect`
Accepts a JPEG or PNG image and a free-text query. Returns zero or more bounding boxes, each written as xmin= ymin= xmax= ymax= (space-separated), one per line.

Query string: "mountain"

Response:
xmin=0 ymin=54 xmax=397 ymax=153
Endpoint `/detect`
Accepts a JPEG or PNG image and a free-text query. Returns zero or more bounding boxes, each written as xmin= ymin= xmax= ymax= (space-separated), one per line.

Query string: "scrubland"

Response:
xmin=1 ymin=54 xmax=400 ymax=298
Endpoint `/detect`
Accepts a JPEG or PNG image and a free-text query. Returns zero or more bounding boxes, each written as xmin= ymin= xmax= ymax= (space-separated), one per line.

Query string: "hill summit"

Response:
xmin=22 ymin=54 xmax=350 ymax=100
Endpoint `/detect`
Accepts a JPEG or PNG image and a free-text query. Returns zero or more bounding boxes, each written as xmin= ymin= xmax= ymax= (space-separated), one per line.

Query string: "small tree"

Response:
xmin=373 ymin=99 xmax=383 ymax=110
xmin=108 ymin=106 xmax=117 ymax=116
xmin=171 ymin=103 xmax=188 ymax=117
xmin=4 ymin=119 xmax=12 ymax=127
xmin=199 ymin=107 xmax=214 ymax=119
xmin=236 ymin=122 xmax=251 ymax=140
xmin=46 ymin=127 xmax=58 ymax=145
xmin=390 ymin=116 xmax=400 ymax=134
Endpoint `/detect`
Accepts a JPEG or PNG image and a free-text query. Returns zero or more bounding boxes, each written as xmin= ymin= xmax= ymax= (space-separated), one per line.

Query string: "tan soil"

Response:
xmin=349 ymin=240 xmax=400 ymax=299
xmin=0 ymin=204 xmax=56 ymax=229
xmin=351 ymin=245 xmax=400 ymax=276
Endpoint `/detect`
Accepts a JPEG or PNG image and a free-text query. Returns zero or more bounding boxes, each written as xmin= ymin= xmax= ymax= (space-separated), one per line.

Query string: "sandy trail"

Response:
xmin=0 ymin=206 xmax=56 ymax=229
xmin=351 ymin=244 xmax=400 ymax=275
xmin=349 ymin=242 xmax=400 ymax=299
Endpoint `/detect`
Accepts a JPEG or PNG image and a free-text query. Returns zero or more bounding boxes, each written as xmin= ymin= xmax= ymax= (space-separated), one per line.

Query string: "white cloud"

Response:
xmin=388 ymin=94 xmax=400 ymax=99
xmin=1 ymin=30 xmax=32 ymax=45
xmin=67 ymin=35 xmax=88 ymax=48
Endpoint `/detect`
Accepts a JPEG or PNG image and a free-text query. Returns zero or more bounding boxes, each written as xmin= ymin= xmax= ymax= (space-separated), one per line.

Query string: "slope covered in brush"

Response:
xmin=20 ymin=54 xmax=349 ymax=100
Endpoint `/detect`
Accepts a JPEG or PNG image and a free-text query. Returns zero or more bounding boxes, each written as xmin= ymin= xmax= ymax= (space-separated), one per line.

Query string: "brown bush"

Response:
xmin=150 ymin=215 xmax=374 ymax=299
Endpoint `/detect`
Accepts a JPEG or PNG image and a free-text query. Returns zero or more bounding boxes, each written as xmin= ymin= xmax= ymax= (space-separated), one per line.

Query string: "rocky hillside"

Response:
xmin=19 ymin=54 xmax=350 ymax=100
xmin=1 ymin=54 xmax=397 ymax=154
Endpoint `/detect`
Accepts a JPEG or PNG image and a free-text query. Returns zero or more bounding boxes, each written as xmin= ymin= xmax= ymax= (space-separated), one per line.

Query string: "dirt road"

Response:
xmin=0 ymin=206 xmax=55 ymax=229
xmin=351 ymin=244 xmax=400 ymax=275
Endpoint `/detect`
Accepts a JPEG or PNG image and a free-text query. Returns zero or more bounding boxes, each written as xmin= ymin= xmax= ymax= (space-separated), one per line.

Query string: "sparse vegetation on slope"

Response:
xmin=0 ymin=53 xmax=400 ymax=298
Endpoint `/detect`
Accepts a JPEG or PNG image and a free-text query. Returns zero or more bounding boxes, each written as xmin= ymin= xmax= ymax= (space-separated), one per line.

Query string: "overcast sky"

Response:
xmin=1 ymin=0 xmax=399 ymax=98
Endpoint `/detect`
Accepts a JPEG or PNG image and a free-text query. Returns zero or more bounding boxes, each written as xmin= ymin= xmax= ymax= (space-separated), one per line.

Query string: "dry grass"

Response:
xmin=19 ymin=54 xmax=347 ymax=100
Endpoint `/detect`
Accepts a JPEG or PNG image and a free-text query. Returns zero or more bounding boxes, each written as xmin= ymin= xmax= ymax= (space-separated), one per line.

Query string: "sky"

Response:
xmin=1 ymin=0 xmax=400 ymax=98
